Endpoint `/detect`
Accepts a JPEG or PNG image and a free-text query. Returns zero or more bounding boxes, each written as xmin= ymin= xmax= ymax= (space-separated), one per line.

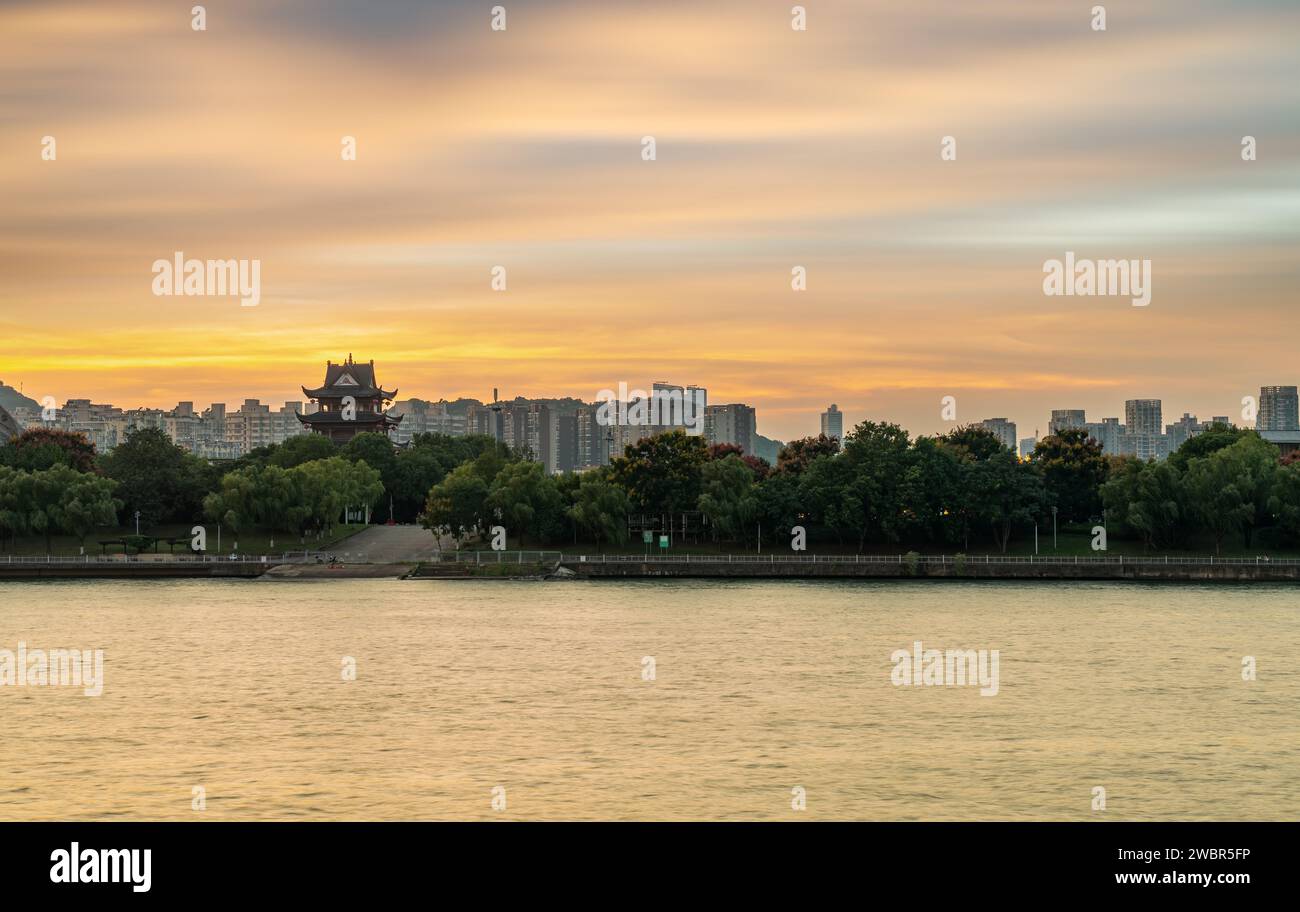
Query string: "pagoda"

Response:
xmin=297 ymin=354 xmax=402 ymax=444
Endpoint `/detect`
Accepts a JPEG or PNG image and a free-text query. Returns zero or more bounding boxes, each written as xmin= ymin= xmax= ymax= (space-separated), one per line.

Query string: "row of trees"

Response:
xmin=1102 ymin=432 xmax=1300 ymax=552
xmin=6 ymin=414 xmax=1300 ymax=556
xmin=201 ymin=457 xmax=384 ymax=538
xmin=230 ymin=430 xmax=508 ymax=523
xmin=0 ymin=464 xmax=118 ymax=550
xmin=0 ymin=425 xmax=507 ymax=545
xmin=420 ymin=422 xmax=1300 ymax=554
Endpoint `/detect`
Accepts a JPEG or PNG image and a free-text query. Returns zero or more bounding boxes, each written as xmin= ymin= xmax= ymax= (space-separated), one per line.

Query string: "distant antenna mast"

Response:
xmin=490 ymin=388 xmax=503 ymax=443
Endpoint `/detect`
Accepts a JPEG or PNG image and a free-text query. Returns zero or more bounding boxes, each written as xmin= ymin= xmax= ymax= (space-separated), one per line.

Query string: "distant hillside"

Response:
xmin=754 ymin=433 xmax=784 ymax=466
xmin=0 ymin=381 xmax=38 ymax=414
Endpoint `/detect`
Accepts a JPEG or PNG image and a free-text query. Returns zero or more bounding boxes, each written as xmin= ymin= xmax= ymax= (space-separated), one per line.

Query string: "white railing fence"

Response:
xmin=429 ymin=551 xmax=1300 ymax=568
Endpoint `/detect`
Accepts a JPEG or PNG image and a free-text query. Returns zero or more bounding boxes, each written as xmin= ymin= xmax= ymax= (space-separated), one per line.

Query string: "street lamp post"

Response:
xmin=133 ymin=510 xmax=141 ymax=536
xmin=1051 ymin=505 xmax=1058 ymax=550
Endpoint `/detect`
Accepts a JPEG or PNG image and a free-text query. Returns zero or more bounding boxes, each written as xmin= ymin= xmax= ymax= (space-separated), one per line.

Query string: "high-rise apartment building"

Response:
xmin=978 ymin=418 xmax=1017 ymax=451
xmin=1049 ymin=409 xmax=1086 ymax=435
xmin=649 ymin=382 xmax=706 ymax=435
xmin=1082 ymin=417 xmax=1123 ymax=455
xmin=1125 ymin=399 xmax=1163 ymax=436
xmin=390 ymin=399 xmax=468 ymax=444
xmin=1259 ymin=386 xmax=1299 ymax=431
xmin=820 ymin=404 xmax=844 ymax=441
xmin=1164 ymin=413 xmax=1205 ymax=452
xmin=705 ymin=404 xmax=757 ymax=455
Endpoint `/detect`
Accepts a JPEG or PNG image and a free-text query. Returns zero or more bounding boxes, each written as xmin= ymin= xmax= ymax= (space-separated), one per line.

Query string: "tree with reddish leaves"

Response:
xmin=776 ymin=434 xmax=839 ymax=475
xmin=708 ymin=442 xmax=770 ymax=480
xmin=0 ymin=427 xmax=97 ymax=473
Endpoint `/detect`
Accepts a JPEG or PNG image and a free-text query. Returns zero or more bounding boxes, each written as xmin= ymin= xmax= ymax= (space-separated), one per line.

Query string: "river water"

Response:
xmin=1 ymin=579 xmax=1295 ymax=820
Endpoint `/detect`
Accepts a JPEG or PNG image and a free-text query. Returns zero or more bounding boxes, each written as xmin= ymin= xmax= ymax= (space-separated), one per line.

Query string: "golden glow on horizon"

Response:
xmin=1 ymin=0 xmax=1298 ymax=439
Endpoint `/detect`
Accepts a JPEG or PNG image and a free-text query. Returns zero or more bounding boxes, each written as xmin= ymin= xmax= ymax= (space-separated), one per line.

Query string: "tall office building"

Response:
xmin=554 ymin=413 xmax=578 ymax=473
xmin=1083 ymin=417 xmax=1123 ymax=455
xmin=576 ymin=403 xmax=613 ymax=468
xmin=820 ymin=404 xmax=844 ymax=441
xmin=1049 ymin=409 xmax=1086 ymax=434
xmin=978 ymin=418 xmax=1017 ymax=451
xmin=1259 ymin=386 xmax=1299 ymax=431
xmin=1164 ymin=413 xmax=1205 ymax=452
xmin=650 ymin=381 xmax=706 ymax=435
xmin=705 ymin=404 xmax=757 ymax=455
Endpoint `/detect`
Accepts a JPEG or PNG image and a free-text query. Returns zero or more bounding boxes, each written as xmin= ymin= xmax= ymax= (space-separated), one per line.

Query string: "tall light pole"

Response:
xmin=1051 ymin=505 xmax=1058 ymax=550
xmin=133 ymin=510 xmax=141 ymax=536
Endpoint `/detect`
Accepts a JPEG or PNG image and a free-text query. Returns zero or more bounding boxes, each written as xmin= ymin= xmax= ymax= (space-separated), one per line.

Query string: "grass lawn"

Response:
xmin=0 ymin=523 xmax=369 ymax=557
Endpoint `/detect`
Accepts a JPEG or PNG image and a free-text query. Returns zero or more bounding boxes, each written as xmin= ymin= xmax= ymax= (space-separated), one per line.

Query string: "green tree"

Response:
xmin=973 ymin=449 xmax=1046 ymax=553
xmin=1167 ymin=423 xmax=1247 ymax=473
xmin=776 ymin=434 xmax=840 ymax=475
xmin=839 ymin=421 xmax=913 ymax=550
xmin=0 ymin=466 xmax=24 ymax=548
xmin=939 ymin=425 xmax=1008 ymax=462
xmin=902 ymin=436 xmax=962 ymax=546
xmin=1183 ymin=435 xmax=1278 ymax=551
xmin=291 ymin=456 xmax=383 ymax=534
xmin=1270 ymin=462 xmax=1300 ymax=545
xmin=937 ymin=426 xmax=1035 ymax=551
xmin=698 ymin=455 xmax=759 ymax=546
xmin=1184 ymin=471 xmax=1247 ymax=554
xmin=203 ymin=468 xmax=258 ymax=541
xmin=567 ymin=469 xmax=630 ymax=551
xmin=341 ymin=432 xmax=398 ymax=513
xmin=1030 ymin=427 xmax=1109 ymax=523
xmin=609 ymin=430 xmax=707 ymax=513
xmin=100 ymin=427 xmax=210 ymax=527
xmin=1100 ymin=458 xmax=1187 ymax=551
xmin=798 ymin=450 xmax=858 ymax=546
xmin=485 ymin=461 xmax=563 ymax=545
xmin=754 ymin=471 xmax=804 ymax=549
xmin=269 ymin=434 xmax=338 ymax=468
xmin=55 ymin=467 xmax=120 ymax=547
xmin=420 ymin=462 xmax=491 ymax=548
xmin=390 ymin=447 xmax=446 ymax=523
xmin=22 ymin=466 xmax=64 ymax=552
xmin=251 ymin=464 xmax=307 ymax=534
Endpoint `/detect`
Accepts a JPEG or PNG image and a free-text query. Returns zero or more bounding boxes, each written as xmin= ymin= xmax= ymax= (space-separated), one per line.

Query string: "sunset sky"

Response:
xmin=1 ymin=0 xmax=1297 ymax=442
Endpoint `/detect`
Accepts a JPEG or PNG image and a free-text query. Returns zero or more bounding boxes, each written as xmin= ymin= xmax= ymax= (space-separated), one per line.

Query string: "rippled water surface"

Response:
xmin=1 ymin=578 xmax=1296 ymax=820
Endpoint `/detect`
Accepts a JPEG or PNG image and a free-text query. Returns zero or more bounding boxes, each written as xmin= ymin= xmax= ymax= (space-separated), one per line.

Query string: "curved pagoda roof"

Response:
xmin=296 ymin=411 xmax=402 ymax=426
xmin=302 ymin=354 xmax=397 ymax=400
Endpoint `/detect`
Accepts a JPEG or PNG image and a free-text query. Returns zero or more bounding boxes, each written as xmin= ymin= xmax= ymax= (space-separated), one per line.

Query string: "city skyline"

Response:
xmin=6 ymin=373 xmax=1297 ymax=456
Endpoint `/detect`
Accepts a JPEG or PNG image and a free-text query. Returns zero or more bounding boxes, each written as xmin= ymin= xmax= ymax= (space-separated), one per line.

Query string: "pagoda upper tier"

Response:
xmin=297 ymin=354 xmax=401 ymax=443
xmin=301 ymin=353 xmax=398 ymax=400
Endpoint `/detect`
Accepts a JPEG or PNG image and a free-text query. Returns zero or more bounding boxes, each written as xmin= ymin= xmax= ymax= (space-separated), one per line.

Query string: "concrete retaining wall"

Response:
xmin=562 ymin=560 xmax=1300 ymax=582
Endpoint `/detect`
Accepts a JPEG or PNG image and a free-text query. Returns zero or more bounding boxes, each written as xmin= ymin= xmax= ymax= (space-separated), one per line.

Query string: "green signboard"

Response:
xmin=642 ymin=531 xmax=653 ymax=544
xmin=659 ymin=535 xmax=669 ymax=549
